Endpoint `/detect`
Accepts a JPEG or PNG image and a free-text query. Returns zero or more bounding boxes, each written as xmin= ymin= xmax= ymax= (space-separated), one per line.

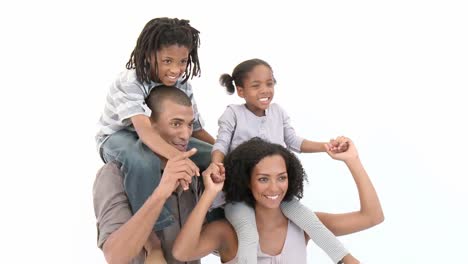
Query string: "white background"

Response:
xmin=1 ymin=0 xmax=467 ymax=263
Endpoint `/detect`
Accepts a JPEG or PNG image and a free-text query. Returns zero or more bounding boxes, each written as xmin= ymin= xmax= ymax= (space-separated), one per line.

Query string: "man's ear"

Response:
xmin=236 ymin=86 xmax=244 ymax=98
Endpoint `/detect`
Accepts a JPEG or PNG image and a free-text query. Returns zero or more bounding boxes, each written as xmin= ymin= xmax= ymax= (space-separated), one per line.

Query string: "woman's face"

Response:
xmin=250 ymin=154 xmax=288 ymax=209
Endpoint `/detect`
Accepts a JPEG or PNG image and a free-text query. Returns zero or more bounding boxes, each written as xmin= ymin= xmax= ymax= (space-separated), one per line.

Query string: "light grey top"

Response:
xmin=212 ymin=103 xmax=304 ymax=155
xmin=95 ymin=69 xmax=204 ymax=150
xmin=223 ymin=221 xmax=307 ymax=264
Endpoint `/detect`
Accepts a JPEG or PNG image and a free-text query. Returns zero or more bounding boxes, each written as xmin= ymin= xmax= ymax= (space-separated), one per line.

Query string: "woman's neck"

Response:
xmin=254 ymin=205 xmax=287 ymax=229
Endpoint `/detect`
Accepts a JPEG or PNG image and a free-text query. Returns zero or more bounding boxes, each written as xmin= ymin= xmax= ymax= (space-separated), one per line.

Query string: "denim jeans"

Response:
xmin=100 ymin=129 xmax=212 ymax=231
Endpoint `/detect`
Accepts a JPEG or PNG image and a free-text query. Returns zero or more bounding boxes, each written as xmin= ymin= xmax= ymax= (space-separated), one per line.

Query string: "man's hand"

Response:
xmin=156 ymin=148 xmax=200 ymax=198
xmin=202 ymin=162 xmax=226 ymax=184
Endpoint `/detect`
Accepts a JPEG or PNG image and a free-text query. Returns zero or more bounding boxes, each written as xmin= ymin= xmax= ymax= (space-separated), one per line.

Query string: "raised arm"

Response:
xmin=101 ymin=149 xmax=198 ymax=264
xmin=316 ymin=138 xmax=384 ymax=236
xmin=172 ymin=165 xmax=229 ymax=261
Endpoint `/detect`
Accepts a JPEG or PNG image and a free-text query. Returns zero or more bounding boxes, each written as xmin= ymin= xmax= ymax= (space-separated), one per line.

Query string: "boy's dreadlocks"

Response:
xmin=126 ymin=17 xmax=201 ymax=84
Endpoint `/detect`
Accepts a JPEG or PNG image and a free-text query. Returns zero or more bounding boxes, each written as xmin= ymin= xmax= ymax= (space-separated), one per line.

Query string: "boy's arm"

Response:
xmin=192 ymin=128 xmax=215 ymax=145
xmin=131 ymin=115 xmax=180 ymax=159
xmin=316 ymin=140 xmax=384 ymax=236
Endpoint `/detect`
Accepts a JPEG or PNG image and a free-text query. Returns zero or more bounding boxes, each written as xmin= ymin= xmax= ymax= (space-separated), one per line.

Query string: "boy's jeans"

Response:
xmin=100 ymin=129 xmax=212 ymax=231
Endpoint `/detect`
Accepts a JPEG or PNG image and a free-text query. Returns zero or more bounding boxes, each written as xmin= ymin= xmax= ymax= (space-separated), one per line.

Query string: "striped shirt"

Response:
xmin=212 ymin=103 xmax=304 ymax=155
xmin=95 ymin=69 xmax=204 ymax=150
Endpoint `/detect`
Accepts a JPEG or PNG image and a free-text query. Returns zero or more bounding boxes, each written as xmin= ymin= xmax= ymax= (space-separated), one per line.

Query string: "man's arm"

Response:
xmin=96 ymin=150 xmax=198 ymax=264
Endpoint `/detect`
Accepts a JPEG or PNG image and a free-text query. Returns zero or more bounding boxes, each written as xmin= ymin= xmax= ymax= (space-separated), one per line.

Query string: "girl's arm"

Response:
xmin=172 ymin=177 xmax=227 ymax=261
xmin=300 ymin=139 xmax=328 ymax=153
xmin=192 ymin=128 xmax=216 ymax=145
xmin=316 ymin=139 xmax=384 ymax=236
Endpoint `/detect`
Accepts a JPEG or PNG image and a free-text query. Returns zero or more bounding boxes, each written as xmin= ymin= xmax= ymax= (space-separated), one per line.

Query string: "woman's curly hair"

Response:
xmin=223 ymin=137 xmax=307 ymax=208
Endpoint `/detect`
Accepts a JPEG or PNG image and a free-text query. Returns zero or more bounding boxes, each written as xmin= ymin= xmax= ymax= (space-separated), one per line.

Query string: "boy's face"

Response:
xmin=237 ymin=64 xmax=275 ymax=117
xmin=152 ymin=44 xmax=190 ymax=86
xmin=152 ymin=99 xmax=194 ymax=152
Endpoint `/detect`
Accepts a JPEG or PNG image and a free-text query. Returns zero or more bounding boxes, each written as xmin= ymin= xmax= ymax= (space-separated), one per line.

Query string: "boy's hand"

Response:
xmin=157 ymin=148 xmax=199 ymax=198
xmin=202 ymin=162 xmax=226 ymax=183
xmin=329 ymin=136 xmax=349 ymax=153
xmin=202 ymin=162 xmax=225 ymax=194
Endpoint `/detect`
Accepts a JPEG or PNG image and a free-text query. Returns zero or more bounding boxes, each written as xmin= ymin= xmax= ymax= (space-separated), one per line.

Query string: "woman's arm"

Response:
xmin=172 ymin=178 xmax=226 ymax=261
xmin=316 ymin=139 xmax=384 ymax=236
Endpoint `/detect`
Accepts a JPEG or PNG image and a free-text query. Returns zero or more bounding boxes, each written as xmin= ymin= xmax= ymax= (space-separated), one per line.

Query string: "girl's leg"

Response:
xmin=224 ymin=202 xmax=258 ymax=264
xmin=281 ymin=198 xmax=349 ymax=263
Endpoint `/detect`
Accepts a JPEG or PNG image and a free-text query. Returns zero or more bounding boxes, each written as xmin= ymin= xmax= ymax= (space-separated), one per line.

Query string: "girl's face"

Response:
xmin=152 ymin=44 xmax=190 ymax=86
xmin=250 ymin=154 xmax=288 ymax=210
xmin=237 ymin=64 xmax=275 ymax=116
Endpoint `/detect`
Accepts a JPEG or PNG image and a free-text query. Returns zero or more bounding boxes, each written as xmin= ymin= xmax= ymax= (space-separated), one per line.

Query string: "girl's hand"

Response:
xmin=325 ymin=137 xmax=359 ymax=162
xmin=328 ymin=136 xmax=350 ymax=153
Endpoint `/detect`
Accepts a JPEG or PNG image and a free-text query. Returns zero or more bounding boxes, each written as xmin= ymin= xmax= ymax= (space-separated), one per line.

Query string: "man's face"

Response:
xmin=152 ymin=99 xmax=194 ymax=152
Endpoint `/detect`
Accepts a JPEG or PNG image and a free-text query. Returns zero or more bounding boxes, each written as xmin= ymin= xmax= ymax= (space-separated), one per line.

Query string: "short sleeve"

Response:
xmin=112 ymin=76 xmax=151 ymax=126
xmin=93 ymin=162 xmax=133 ymax=249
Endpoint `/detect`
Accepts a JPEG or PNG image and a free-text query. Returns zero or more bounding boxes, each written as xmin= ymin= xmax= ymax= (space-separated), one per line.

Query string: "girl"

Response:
xmin=175 ymin=137 xmax=383 ymax=263
xmin=96 ymin=17 xmax=214 ymax=263
xmin=204 ymin=58 xmax=350 ymax=263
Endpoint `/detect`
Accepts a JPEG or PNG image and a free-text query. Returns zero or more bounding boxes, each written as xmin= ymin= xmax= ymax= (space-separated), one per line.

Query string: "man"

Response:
xmin=93 ymin=86 xmax=212 ymax=264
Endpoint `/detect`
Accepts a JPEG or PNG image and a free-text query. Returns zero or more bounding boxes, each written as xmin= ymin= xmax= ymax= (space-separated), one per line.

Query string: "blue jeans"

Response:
xmin=100 ymin=129 xmax=212 ymax=231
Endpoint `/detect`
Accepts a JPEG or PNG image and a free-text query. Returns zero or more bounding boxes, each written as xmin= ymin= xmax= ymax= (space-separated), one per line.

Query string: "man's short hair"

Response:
xmin=145 ymin=85 xmax=192 ymax=120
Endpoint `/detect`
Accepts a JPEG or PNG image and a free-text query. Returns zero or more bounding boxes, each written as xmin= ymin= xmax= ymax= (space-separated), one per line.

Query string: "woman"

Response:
xmin=172 ymin=137 xmax=384 ymax=263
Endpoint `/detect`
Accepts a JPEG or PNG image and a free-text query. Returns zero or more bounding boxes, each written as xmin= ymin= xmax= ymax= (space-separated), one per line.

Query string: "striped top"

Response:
xmin=223 ymin=221 xmax=307 ymax=264
xmin=95 ymin=69 xmax=204 ymax=150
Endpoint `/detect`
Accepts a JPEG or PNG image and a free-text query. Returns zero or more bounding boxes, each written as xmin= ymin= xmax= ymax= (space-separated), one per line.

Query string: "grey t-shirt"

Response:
xmin=212 ymin=103 xmax=304 ymax=155
xmin=93 ymin=162 xmax=201 ymax=264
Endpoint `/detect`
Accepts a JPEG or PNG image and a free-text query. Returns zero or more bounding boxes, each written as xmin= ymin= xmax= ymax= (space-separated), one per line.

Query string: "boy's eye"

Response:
xmin=171 ymin=122 xmax=181 ymax=127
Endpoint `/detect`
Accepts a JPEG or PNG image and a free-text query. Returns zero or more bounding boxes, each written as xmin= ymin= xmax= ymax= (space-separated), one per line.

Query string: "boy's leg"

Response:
xmin=187 ymin=137 xmax=212 ymax=171
xmin=101 ymin=130 xmax=175 ymax=231
xmin=225 ymin=202 xmax=258 ymax=264
xmin=281 ymin=198 xmax=348 ymax=263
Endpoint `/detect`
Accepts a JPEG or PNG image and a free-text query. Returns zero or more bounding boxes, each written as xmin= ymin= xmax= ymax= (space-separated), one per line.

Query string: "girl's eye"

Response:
xmin=258 ymin=177 xmax=268 ymax=183
xmin=279 ymin=175 xmax=287 ymax=181
xmin=163 ymin=60 xmax=171 ymax=64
